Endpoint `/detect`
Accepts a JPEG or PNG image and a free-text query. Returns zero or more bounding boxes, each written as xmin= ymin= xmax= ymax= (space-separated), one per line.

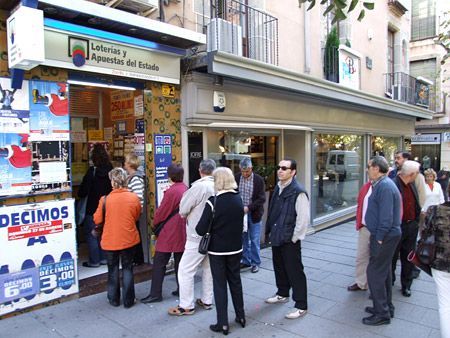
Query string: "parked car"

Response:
xmin=325 ymin=150 xmax=360 ymax=181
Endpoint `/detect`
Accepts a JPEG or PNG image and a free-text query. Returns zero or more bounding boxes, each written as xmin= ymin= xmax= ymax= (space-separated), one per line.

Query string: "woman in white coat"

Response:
xmin=422 ymin=168 xmax=445 ymax=214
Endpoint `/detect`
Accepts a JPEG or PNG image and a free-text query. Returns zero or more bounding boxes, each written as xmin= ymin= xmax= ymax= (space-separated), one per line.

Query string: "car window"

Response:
xmin=337 ymin=154 xmax=345 ymax=165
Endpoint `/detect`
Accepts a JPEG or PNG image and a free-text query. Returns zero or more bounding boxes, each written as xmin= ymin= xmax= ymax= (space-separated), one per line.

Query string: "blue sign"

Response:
xmin=39 ymin=259 xmax=75 ymax=291
xmin=154 ymin=134 xmax=172 ymax=207
xmin=0 ymin=268 xmax=39 ymax=303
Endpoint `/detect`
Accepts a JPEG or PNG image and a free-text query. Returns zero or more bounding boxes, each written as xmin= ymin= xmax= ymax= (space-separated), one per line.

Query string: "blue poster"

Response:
xmin=29 ymin=81 xmax=69 ymax=141
xmin=39 ymin=259 xmax=75 ymax=291
xmin=0 ymin=268 xmax=40 ymax=303
xmin=154 ymin=134 xmax=172 ymax=207
xmin=0 ymin=133 xmax=32 ymax=196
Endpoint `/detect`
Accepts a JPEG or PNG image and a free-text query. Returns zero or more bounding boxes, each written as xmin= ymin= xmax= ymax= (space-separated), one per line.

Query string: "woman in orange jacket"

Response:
xmin=94 ymin=167 xmax=141 ymax=308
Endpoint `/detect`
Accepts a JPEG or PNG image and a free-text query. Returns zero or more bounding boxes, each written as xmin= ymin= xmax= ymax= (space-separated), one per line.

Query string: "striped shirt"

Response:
xmin=128 ymin=175 xmax=144 ymax=208
xmin=239 ymin=173 xmax=254 ymax=207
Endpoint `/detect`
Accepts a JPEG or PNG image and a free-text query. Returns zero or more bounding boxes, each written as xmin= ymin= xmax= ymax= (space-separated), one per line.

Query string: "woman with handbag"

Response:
xmin=141 ymin=163 xmax=187 ymax=303
xmin=196 ymin=167 xmax=245 ymax=336
xmin=93 ymin=167 xmax=141 ymax=308
xmin=78 ymin=143 xmax=113 ymax=267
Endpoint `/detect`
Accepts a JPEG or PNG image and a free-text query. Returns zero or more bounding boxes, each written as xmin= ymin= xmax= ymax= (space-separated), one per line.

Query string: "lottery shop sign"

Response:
xmin=0 ymin=199 xmax=78 ymax=316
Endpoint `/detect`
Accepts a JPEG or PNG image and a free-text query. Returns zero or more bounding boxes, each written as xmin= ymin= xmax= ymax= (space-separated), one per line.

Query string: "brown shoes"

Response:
xmin=347 ymin=283 xmax=366 ymax=291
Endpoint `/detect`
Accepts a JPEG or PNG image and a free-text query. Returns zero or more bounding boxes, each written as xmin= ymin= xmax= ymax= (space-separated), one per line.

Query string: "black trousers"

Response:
xmin=367 ymin=234 xmax=400 ymax=318
xmin=104 ymin=247 xmax=135 ymax=307
xmin=272 ymin=241 xmax=308 ymax=310
xmin=150 ymin=251 xmax=183 ymax=298
xmin=391 ymin=220 xmax=419 ymax=290
xmin=133 ymin=221 xmax=144 ymax=264
xmin=209 ymin=253 xmax=245 ymax=326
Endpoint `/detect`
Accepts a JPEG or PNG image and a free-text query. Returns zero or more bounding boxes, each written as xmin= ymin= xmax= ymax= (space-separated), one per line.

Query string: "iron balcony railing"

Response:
xmin=384 ymin=72 xmax=436 ymax=111
xmin=203 ymin=0 xmax=278 ymax=66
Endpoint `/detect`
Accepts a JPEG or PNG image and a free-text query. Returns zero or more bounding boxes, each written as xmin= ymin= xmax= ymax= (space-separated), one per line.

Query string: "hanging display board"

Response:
xmin=0 ymin=199 xmax=78 ymax=316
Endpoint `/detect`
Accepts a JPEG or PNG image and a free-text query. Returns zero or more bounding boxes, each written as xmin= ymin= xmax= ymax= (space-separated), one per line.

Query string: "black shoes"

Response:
xmin=108 ymin=299 xmax=120 ymax=307
xmin=251 ymin=266 xmax=259 ymax=273
xmin=402 ymin=288 xmax=411 ymax=297
xmin=210 ymin=324 xmax=229 ymax=335
xmin=141 ymin=295 xmax=162 ymax=304
xmin=365 ymin=306 xmax=394 ymax=318
xmin=235 ymin=317 xmax=246 ymax=328
xmin=347 ymin=283 xmax=366 ymax=291
xmin=171 ymin=290 xmax=179 ymax=296
xmin=362 ymin=314 xmax=391 ymax=326
xmin=240 ymin=263 xmax=251 ymax=269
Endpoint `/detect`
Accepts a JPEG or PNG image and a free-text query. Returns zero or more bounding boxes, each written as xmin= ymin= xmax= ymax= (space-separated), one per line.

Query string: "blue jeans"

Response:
xmin=83 ymin=215 xmax=105 ymax=265
xmin=104 ymin=247 xmax=135 ymax=307
xmin=242 ymin=217 xmax=261 ymax=267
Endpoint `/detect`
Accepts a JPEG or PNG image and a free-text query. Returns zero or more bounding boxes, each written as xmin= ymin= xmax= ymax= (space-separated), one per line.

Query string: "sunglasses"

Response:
xmin=277 ymin=165 xmax=291 ymax=171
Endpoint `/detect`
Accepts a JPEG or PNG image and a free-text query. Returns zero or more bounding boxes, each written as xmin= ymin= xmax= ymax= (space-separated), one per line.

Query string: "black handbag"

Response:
xmin=153 ymin=208 xmax=179 ymax=237
xmin=198 ymin=196 xmax=217 ymax=255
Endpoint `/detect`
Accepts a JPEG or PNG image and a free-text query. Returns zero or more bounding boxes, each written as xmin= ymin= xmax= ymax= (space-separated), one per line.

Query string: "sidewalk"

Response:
xmin=2 ymin=221 xmax=441 ymax=338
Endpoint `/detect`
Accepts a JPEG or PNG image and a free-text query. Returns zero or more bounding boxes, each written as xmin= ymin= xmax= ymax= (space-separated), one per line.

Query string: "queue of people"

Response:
xmin=80 ymin=147 xmax=449 ymax=337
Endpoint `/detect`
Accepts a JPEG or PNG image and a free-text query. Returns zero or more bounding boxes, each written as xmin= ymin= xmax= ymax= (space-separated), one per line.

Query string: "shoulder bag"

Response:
xmin=153 ymin=208 xmax=179 ymax=237
xmin=198 ymin=196 xmax=217 ymax=255
xmin=92 ymin=195 xmax=107 ymax=238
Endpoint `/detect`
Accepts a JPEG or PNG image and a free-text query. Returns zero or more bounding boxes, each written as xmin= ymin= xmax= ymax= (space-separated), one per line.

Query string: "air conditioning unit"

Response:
xmin=248 ymin=36 xmax=274 ymax=64
xmin=392 ymin=84 xmax=409 ymax=102
xmin=207 ymin=18 xmax=243 ymax=56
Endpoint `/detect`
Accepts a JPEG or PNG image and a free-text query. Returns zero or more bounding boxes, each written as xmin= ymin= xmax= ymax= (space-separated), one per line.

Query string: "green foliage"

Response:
xmin=324 ymin=27 xmax=339 ymax=81
xmin=298 ymin=0 xmax=374 ymax=23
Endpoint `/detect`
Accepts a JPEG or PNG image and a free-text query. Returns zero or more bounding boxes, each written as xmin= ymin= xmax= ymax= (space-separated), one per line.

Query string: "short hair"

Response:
xmin=168 ymin=163 xmax=184 ymax=182
xmin=109 ymin=167 xmax=128 ymax=188
xmin=125 ymin=153 xmax=140 ymax=170
xmin=395 ymin=151 xmax=412 ymax=160
xmin=283 ymin=158 xmax=297 ymax=172
xmin=424 ymin=168 xmax=437 ymax=180
xmin=91 ymin=143 xmax=110 ymax=167
xmin=400 ymin=160 xmax=420 ymax=176
xmin=369 ymin=156 xmax=389 ymax=173
xmin=239 ymin=157 xmax=253 ymax=169
xmin=213 ymin=167 xmax=237 ymax=191
xmin=199 ymin=159 xmax=216 ymax=175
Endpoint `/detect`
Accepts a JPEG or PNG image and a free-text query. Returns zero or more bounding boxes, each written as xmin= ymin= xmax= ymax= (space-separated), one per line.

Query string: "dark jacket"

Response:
xmin=430 ymin=203 xmax=450 ymax=272
xmin=235 ymin=172 xmax=266 ymax=223
xmin=393 ymin=175 xmax=421 ymax=221
xmin=78 ymin=163 xmax=113 ymax=215
xmin=266 ymin=179 xmax=307 ymax=246
xmin=364 ymin=177 xmax=402 ymax=241
xmin=196 ymin=191 xmax=244 ymax=254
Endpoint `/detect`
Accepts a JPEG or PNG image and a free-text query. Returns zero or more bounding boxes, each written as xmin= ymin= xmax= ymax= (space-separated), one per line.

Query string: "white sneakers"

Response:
xmin=265 ymin=294 xmax=289 ymax=304
xmin=285 ymin=308 xmax=307 ymax=319
xmin=265 ymin=294 xmax=307 ymax=319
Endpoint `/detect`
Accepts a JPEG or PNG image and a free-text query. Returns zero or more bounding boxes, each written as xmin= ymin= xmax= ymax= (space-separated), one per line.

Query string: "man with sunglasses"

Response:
xmin=265 ymin=158 xmax=309 ymax=319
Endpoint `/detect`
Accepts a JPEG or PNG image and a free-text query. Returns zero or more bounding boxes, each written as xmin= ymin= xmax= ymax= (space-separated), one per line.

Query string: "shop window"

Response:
xmin=371 ymin=135 xmax=401 ymax=168
xmin=313 ymin=133 xmax=363 ymax=218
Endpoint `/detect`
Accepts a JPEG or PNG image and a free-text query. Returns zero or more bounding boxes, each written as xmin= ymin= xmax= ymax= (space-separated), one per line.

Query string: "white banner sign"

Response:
xmin=0 ymin=199 xmax=78 ymax=316
xmin=411 ymin=134 xmax=441 ymax=145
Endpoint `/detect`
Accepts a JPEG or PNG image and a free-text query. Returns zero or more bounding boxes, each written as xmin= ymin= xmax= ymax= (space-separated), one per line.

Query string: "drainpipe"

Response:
xmin=303 ymin=5 xmax=311 ymax=74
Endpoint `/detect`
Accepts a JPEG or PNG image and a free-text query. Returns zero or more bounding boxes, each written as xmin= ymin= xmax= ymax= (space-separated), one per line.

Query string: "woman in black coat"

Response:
xmin=196 ymin=167 xmax=245 ymax=335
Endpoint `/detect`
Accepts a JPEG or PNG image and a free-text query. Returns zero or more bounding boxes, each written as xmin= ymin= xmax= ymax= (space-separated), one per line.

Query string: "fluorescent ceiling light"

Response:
xmin=205 ymin=122 xmax=314 ymax=131
xmin=67 ymin=80 xmax=136 ymax=91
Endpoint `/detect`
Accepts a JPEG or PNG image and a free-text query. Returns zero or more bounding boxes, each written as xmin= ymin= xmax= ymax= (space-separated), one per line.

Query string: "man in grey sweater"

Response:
xmin=168 ymin=159 xmax=216 ymax=316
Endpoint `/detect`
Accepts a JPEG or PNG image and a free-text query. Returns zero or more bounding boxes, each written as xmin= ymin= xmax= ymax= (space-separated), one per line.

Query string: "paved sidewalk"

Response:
xmin=2 ymin=222 xmax=441 ymax=338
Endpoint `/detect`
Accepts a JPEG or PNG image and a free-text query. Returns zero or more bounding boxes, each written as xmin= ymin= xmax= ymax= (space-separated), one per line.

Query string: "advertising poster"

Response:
xmin=0 ymin=78 xmax=30 ymax=134
xmin=135 ymin=133 xmax=145 ymax=168
xmin=0 ymin=133 xmax=32 ymax=197
xmin=29 ymin=81 xmax=69 ymax=141
xmin=0 ymin=199 xmax=78 ymax=316
xmin=111 ymin=90 xmax=134 ymax=121
xmin=154 ymin=134 xmax=172 ymax=207
xmin=31 ymin=140 xmax=71 ymax=194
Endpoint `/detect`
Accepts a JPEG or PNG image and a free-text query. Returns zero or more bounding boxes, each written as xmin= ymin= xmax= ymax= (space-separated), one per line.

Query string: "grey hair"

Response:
xmin=199 ymin=159 xmax=216 ymax=175
xmin=213 ymin=167 xmax=238 ymax=191
xmin=239 ymin=157 xmax=253 ymax=169
xmin=109 ymin=167 xmax=128 ymax=188
xmin=400 ymin=160 xmax=420 ymax=176
xmin=369 ymin=156 xmax=389 ymax=174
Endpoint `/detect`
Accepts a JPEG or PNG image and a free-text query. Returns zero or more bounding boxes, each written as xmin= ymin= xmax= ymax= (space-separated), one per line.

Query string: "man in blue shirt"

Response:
xmin=363 ymin=156 xmax=402 ymax=326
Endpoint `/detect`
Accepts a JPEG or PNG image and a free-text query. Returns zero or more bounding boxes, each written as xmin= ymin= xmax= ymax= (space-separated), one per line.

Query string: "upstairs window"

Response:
xmin=411 ymin=0 xmax=436 ymax=40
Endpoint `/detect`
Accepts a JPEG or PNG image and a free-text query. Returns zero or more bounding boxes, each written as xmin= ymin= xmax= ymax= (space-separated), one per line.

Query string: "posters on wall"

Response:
xmin=0 ymin=78 xmax=29 ymax=133
xmin=111 ymin=90 xmax=134 ymax=121
xmin=0 ymin=199 xmax=78 ymax=316
xmin=154 ymin=134 xmax=172 ymax=207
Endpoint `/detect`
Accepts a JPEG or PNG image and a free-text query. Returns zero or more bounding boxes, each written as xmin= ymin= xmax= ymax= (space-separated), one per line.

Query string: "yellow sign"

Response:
xmin=88 ymin=129 xmax=104 ymax=141
xmin=162 ymin=84 xmax=175 ymax=98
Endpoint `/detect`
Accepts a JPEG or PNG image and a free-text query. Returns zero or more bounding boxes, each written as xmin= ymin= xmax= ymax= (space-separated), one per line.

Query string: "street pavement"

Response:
xmin=2 ymin=221 xmax=441 ymax=338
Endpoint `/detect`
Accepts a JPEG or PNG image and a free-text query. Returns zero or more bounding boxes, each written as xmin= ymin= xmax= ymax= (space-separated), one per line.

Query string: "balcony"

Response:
xmin=384 ymin=72 xmax=436 ymax=111
xmin=204 ymin=0 xmax=278 ymax=66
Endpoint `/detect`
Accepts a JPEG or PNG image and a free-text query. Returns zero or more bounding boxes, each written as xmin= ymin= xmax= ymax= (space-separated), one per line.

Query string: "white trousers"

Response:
xmin=354 ymin=226 xmax=370 ymax=289
xmin=432 ymin=268 xmax=450 ymax=338
xmin=178 ymin=240 xmax=214 ymax=309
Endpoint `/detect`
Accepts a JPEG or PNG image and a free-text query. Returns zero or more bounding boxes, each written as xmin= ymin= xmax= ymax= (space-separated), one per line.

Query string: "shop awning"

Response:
xmin=208 ymin=51 xmax=434 ymax=121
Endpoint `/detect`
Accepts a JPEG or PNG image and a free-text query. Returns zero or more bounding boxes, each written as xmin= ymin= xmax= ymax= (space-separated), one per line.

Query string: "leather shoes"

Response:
xmin=251 ymin=266 xmax=259 ymax=273
xmin=235 ymin=317 xmax=246 ymax=328
xmin=240 ymin=263 xmax=251 ymax=269
xmin=365 ymin=306 xmax=394 ymax=318
xmin=171 ymin=290 xmax=179 ymax=296
xmin=347 ymin=283 xmax=365 ymax=291
xmin=141 ymin=295 xmax=162 ymax=304
xmin=209 ymin=324 xmax=229 ymax=335
xmin=402 ymin=288 xmax=411 ymax=297
xmin=362 ymin=314 xmax=391 ymax=326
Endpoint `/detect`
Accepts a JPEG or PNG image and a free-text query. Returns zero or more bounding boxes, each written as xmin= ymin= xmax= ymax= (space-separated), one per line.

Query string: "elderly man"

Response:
xmin=235 ymin=158 xmax=266 ymax=273
xmin=168 ymin=159 xmax=216 ymax=316
xmin=391 ymin=160 xmax=421 ymax=297
xmin=363 ymin=156 xmax=402 ymax=326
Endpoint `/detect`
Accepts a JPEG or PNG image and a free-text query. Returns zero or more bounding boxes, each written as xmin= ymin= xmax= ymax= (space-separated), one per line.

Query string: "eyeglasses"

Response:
xmin=277 ymin=165 xmax=291 ymax=171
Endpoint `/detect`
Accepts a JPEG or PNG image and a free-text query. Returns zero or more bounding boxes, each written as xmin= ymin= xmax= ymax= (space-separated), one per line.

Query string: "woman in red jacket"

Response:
xmin=141 ymin=163 xmax=187 ymax=303
xmin=94 ymin=167 xmax=141 ymax=308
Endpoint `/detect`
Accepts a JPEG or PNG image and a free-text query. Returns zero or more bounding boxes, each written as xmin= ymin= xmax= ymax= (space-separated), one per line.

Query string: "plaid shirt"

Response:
xmin=240 ymin=173 xmax=254 ymax=207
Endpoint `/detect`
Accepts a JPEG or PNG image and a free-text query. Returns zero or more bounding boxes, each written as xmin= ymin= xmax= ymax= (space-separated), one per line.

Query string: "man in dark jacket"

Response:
xmin=363 ymin=156 xmax=401 ymax=326
xmin=265 ymin=158 xmax=309 ymax=320
xmin=235 ymin=158 xmax=266 ymax=273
